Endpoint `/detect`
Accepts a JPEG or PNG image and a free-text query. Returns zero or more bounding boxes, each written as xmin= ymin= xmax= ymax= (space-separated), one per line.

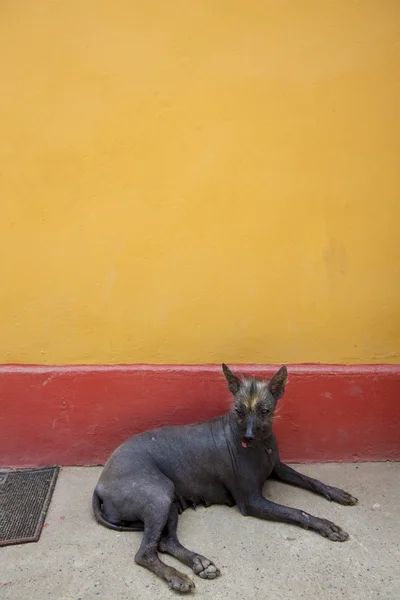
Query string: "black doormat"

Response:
xmin=0 ymin=466 xmax=59 ymax=547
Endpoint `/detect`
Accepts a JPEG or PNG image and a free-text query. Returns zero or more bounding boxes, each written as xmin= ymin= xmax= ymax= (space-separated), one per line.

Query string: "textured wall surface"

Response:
xmin=1 ymin=364 xmax=399 ymax=466
xmin=1 ymin=1 xmax=399 ymax=364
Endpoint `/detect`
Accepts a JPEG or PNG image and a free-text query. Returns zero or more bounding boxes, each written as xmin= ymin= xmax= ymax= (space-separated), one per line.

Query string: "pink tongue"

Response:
xmin=241 ymin=441 xmax=247 ymax=448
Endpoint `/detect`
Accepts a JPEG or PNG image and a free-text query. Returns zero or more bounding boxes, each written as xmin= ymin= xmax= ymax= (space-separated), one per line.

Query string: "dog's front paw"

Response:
xmin=327 ymin=488 xmax=358 ymax=506
xmin=317 ymin=519 xmax=349 ymax=542
xmin=166 ymin=571 xmax=195 ymax=593
xmin=192 ymin=555 xmax=220 ymax=579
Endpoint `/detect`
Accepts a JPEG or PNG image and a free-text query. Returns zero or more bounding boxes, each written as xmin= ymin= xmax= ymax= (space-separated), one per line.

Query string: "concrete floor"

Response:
xmin=1 ymin=464 xmax=399 ymax=600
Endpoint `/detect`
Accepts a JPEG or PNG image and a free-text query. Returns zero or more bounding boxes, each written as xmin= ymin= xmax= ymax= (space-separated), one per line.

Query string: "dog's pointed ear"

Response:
xmin=268 ymin=366 xmax=288 ymax=402
xmin=222 ymin=363 xmax=241 ymax=395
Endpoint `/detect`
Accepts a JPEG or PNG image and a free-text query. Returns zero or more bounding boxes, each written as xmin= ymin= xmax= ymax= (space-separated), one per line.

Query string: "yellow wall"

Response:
xmin=1 ymin=1 xmax=399 ymax=365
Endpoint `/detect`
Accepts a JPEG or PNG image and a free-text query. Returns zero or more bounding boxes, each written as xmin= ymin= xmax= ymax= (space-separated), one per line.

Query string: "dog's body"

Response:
xmin=93 ymin=365 xmax=358 ymax=592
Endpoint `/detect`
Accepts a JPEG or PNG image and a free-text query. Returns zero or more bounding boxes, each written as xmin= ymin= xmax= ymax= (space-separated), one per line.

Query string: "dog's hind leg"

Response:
xmin=159 ymin=503 xmax=220 ymax=580
xmin=134 ymin=489 xmax=195 ymax=593
xmin=272 ymin=462 xmax=358 ymax=506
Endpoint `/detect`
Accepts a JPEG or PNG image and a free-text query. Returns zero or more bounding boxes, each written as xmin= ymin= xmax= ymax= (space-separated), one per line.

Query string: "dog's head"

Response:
xmin=222 ymin=363 xmax=288 ymax=447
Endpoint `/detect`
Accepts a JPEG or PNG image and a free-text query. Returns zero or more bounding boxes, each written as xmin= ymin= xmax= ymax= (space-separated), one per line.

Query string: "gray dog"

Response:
xmin=93 ymin=364 xmax=358 ymax=592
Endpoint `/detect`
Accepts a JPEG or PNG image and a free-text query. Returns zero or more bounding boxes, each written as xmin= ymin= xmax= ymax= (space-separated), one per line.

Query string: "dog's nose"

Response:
xmin=244 ymin=422 xmax=255 ymax=443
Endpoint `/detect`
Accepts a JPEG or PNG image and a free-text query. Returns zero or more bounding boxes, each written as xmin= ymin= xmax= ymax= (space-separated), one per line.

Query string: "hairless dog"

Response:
xmin=93 ymin=364 xmax=357 ymax=592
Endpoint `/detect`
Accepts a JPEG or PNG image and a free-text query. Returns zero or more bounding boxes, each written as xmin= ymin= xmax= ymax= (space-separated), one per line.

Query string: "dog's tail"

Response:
xmin=92 ymin=490 xmax=144 ymax=532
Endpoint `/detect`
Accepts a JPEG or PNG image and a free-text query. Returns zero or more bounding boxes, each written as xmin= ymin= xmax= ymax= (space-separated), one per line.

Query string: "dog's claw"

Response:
xmin=192 ymin=555 xmax=221 ymax=579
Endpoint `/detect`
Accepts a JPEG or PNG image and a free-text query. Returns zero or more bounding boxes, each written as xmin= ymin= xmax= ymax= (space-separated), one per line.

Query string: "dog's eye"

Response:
xmin=261 ymin=408 xmax=270 ymax=415
xmin=235 ymin=407 xmax=245 ymax=417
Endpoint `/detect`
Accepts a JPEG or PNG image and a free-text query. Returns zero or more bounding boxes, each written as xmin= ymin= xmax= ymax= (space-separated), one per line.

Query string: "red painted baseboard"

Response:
xmin=0 ymin=364 xmax=399 ymax=467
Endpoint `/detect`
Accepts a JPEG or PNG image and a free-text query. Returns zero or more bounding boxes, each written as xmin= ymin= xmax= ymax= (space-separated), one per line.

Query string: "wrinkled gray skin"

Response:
xmin=93 ymin=364 xmax=358 ymax=593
